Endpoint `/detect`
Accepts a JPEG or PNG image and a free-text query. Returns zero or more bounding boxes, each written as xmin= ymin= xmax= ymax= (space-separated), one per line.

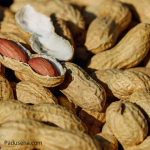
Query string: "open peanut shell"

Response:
xmin=15 ymin=4 xmax=74 ymax=62
xmin=0 ymin=36 xmax=66 ymax=87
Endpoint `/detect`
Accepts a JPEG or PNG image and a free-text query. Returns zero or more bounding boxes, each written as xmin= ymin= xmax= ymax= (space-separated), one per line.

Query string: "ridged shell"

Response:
xmin=108 ymin=70 xmax=150 ymax=100
xmin=86 ymin=23 xmax=150 ymax=74
xmin=91 ymin=69 xmax=122 ymax=102
xmin=85 ymin=0 xmax=131 ymax=53
xmin=59 ymin=62 xmax=106 ymax=112
xmin=106 ymin=100 xmax=148 ymax=149
xmin=0 ymin=119 xmax=97 ymax=150
xmin=0 ymin=99 xmax=88 ymax=133
xmin=16 ymin=81 xmax=58 ymax=104
xmin=130 ymin=88 xmax=150 ymax=122
xmin=0 ymin=75 xmax=14 ymax=100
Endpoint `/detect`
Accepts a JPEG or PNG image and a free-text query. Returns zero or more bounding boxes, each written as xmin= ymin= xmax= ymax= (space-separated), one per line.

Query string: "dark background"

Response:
xmin=0 ymin=0 xmax=13 ymax=7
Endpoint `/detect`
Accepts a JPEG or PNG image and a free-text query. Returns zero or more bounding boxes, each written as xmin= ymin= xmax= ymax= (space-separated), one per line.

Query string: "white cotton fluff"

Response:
xmin=18 ymin=5 xmax=53 ymax=36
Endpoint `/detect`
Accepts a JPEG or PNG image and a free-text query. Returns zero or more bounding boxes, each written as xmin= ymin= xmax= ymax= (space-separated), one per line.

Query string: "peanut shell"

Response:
xmin=120 ymin=0 xmax=150 ymax=22
xmin=106 ymin=100 xmax=148 ymax=149
xmin=11 ymin=0 xmax=86 ymax=46
xmin=130 ymin=88 xmax=150 ymax=122
xmin=0 ymin=99 xmax=87 ymax=133
xmin=57 ymin=95 xmax=79 ymax=115
xmin=86 ymin=23 xmax=150 ymax=74
xmin=93 ymin=133 xmax=118 ymax=150
xmin=59 ymin=62 xmax=106 ymax=112
xmin=85 ymin=0 xmax=132 ymax=53
xmin=0 ymin=119 xmax=97 ymax=150
xmin=79 ymin=102 xmax=110 ymax=136
xmin=108 ymin=70 xmax=150 ymax=100
xmin=0 ymin=75 xmax=14 ymax=100
xmin=126 ymin=136 xmax=150 ymax=150
xmin=16 ymin=81 xmax=58 ymax=104
xmin=91 ymin=69 xmax=122 ymax=102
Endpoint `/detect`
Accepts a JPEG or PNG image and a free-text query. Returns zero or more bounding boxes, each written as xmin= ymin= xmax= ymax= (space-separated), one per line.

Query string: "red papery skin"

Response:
xmin=28 ymin=57 xmax=58 ymax=77
xmin=0 ymin=38 xmax=28 ymax=63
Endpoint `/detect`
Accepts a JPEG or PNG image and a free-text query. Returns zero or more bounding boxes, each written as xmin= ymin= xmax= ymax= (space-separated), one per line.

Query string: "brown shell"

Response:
xmin=0 ymin=75 xmax=14 ymax=100
xmin=86 ymin=23 xmax=150 ymax=74
xmin=0 ymin=99 xmax=88 ymax=133
xmin=120 ymin=0 xmax=150 ymax=22
xmin=126 ymin=136 xmax=150 ymax=150
xmin=59 ymin=62 xmax=106 ymax=112
xmin=0 ymin=17 xmax=31 ymax=46
xmin=57 ymin=95 xmax=79 ymax=115
xmin=108 ymin=70 xmax=150 ymax=100
xmin=0 ymin=36 xmax=66 ymax=87
xmin=130 ymin=88 xmax=150 ymax=122
xmin=93 ymin=133 xmax=118 ymax=150
xmin=85 ymin=0 xmax=132 ymax=54
xmin=91 ymin=69 xmax=122 ymax=102
xmin=127 ymin=67 xmax=150 ymax=77
xmin=16 ymin=81 xmax=58 ymax=104
xmin=0 ymin=119 xmax=97 ymax=150
xmin=106 ymin=100 xmax=148 ymax=149
xmin=102 ymin=123 xmax=113 ymax=135
xmin=79 ymin=102 xmax=110 ymax=136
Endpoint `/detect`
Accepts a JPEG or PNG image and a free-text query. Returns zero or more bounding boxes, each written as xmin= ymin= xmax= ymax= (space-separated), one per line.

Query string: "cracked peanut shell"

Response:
xmin=0 ymin=36 xmax=66 ymax=87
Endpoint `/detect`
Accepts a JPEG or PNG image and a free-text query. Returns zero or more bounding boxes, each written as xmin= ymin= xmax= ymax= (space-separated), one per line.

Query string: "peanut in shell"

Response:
xmin=86 ymin=23 xmax=150 ymax=74
xmin=108 ymin=70 xmax=150 ymax=100
xmin=16 ymin=81 xmax=58 ymax=104
xmin=59 ymin=62 xmax=106 ymax=112
xmin=0 ymin=99 xmax=88 ymax=133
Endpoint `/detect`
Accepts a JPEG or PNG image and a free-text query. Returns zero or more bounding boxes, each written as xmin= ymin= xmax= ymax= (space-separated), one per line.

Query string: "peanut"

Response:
xmin=0 ymin=38 xmax=28 ymax=63
xmin=28 ymin=57 xmax=58 ymax=77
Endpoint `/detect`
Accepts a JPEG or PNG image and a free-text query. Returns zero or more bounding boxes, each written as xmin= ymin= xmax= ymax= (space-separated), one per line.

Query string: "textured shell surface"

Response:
xmin=85 ymin=0 xmax=132 ymax=53
xmin=0 ymin=75 xmax=14 ymax=101
xmin=106 ymin=100 xmax=148 ymax=149
xmin=16 ymin=81 xmax=58 ymax=104
xmin=0 ymin=119 xmax=97 ymax=150
xmin=0 ymin=99 xmax=88 ymax=133
xmin=108 ymin=70 xmax=150 ymax=100
xmin=86 ymin=23 xmax=150 ymax=74
xmin=91 ymin=69 xmax=122 ymax=102
xmin=59 ymin=62 xmax=106 ymax=112
xmin=130 ymin=88 xmax=150 ymax=122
